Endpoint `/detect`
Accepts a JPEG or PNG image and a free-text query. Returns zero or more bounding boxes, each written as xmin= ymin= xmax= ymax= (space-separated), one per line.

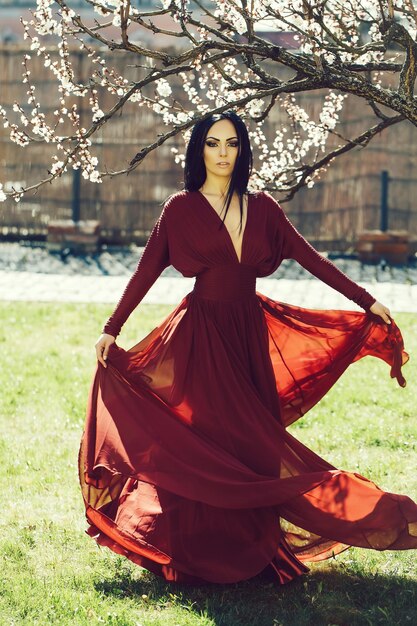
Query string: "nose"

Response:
xmin=219 ymin=144 xmax=228 ymax=156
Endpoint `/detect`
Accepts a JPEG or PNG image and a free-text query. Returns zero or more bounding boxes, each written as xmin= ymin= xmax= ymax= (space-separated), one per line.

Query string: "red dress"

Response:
xmin=79 ymin=190 xmax=416 ymax=585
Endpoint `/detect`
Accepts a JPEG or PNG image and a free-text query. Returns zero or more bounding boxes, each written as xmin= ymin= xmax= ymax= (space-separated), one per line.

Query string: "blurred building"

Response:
xmin=0 ymin=1 xmax=300 ymax=48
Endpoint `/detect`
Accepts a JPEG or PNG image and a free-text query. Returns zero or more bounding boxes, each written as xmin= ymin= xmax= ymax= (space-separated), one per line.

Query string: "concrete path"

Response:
xmin=1 ymin=269 xmax=416 ymax=313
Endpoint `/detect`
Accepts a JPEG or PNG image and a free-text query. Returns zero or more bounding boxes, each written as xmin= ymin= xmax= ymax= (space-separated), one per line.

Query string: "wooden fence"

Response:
xmin=1 ymin=44 xmax=417 ymax=249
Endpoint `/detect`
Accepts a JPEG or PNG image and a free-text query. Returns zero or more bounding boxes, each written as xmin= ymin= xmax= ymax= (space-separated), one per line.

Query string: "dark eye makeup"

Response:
xmin=206 ymin=141 xmax=239 ymax=147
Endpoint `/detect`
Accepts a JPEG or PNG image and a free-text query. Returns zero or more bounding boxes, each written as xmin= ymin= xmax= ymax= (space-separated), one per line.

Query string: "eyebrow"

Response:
xmin=206 ymin=136 xmax=238 ymax=141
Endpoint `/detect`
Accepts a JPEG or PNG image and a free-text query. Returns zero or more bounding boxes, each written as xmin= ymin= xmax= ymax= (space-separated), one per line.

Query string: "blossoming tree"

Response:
xmin=0 ymin=0 xmax=416 ymax=204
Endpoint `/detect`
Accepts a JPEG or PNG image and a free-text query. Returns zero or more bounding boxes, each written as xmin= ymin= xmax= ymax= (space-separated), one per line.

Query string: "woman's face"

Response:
xmin=202 ymin=119 xmax=239 ymax=179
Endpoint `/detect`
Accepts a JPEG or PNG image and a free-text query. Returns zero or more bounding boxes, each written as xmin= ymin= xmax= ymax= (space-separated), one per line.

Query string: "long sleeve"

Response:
xmin=269 ymin=194 xmax=377 ymax=311
xmin=102 ymin=206 xmax=170 ymax=338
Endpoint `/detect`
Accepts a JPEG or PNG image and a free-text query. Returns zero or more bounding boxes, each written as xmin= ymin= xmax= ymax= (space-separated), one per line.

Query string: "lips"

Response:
xmin=217 ymin=162 xmax=230 ymax=166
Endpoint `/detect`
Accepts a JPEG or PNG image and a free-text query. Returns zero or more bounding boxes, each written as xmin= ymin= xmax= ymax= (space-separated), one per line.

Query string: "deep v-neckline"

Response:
xmin=196 ymin=190 xmax=250 ymax=264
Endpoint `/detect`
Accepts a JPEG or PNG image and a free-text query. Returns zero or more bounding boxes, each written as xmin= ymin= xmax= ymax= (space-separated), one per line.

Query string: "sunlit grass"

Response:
xmin=1 ymin=302 xmax=416 ymax=626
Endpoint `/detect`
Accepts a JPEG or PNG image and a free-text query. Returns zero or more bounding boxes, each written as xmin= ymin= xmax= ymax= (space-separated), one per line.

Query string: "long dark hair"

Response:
xmin=183 ymin=110 xmax=253 ymax=234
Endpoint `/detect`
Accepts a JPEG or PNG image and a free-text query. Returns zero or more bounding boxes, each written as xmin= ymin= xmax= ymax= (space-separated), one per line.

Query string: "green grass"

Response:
xmin=1 ymin=302 xmax=416 ymax=626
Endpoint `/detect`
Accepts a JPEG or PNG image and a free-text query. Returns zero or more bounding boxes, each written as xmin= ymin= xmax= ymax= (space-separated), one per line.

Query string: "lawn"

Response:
xmin=1 ymin=302 xmax=416 ymax=626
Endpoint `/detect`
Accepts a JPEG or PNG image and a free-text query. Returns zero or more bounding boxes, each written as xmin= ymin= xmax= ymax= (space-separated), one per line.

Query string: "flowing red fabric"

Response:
xmin=79 ymin=190 xmax=415 ymax=585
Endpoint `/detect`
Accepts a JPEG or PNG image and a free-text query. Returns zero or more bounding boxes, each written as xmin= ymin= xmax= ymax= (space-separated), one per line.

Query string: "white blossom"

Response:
xmin=50 ymin=160 xmax=65 ymax=175
xmin=89 ymin=170 xmax=102 ymax=183
xmin=156 ymin=79 xmax=172 ymax=98
xmin=92 ymin=109 xmax=105 ymax=122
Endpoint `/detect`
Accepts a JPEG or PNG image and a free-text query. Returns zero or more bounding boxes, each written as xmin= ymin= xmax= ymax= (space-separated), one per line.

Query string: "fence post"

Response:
xmin=72 ymin=167 xmax=81 ymax=223
xmin=380 ymin=170 xmax=389 ymax=232
xmin=71 ymin=48 xmax=83 ymax=225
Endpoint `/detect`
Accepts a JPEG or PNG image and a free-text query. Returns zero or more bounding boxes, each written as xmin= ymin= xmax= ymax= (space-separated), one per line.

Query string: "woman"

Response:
xmin=79 ymin=110 xmax=416 ymax=586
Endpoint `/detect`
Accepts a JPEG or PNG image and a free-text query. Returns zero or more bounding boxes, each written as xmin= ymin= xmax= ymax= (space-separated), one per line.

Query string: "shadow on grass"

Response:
xmin=94 ymin=561 xmax=417 ymax=626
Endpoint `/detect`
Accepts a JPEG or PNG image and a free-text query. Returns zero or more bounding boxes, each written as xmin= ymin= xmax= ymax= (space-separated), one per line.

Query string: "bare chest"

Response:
xmin=202 ymin=194 xmax=248 ymax=262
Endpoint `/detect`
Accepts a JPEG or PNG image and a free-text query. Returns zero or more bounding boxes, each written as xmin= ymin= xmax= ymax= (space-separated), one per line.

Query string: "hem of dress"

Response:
xmin=84 ymin=506 xmax=310 ymax=586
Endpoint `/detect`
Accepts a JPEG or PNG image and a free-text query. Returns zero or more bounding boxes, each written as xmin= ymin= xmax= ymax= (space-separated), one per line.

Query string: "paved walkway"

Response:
xmin=1 ymin=240 xmax=416 ymax=311
xmin=1 ymin=269 xmax=416 ymax=313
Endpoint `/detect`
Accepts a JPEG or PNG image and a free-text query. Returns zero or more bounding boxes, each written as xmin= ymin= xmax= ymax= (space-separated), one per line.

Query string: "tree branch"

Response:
xmin=279 ymin=112 xmax=405 ymax=201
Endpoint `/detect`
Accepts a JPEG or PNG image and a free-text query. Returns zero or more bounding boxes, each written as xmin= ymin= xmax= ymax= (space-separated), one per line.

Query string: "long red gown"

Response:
xmin=79 ymin=189 xmax=416 ymax=585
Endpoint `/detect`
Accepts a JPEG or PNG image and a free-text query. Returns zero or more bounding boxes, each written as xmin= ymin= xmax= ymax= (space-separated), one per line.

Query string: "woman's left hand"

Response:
xmin=369 ymin=300 xmax=392 ymax=324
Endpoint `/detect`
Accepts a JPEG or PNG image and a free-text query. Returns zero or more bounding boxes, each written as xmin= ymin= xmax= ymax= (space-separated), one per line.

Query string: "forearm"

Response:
xmin=102 ymin=209 xmax=170 ymax=338
xmin=274 ymin=198 xmax=376 ymax=310
xmin=102 ymin=262 xmax=164 ymax=338
xmin=293 ymin=243 xmax=376 ymax=310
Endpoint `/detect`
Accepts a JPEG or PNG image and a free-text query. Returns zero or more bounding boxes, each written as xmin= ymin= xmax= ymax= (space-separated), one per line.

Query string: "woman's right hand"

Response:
xmin=95 ymin=333 xmax=116 ymax=368
xmin=369 ymin=300 xmax=392 ymax=325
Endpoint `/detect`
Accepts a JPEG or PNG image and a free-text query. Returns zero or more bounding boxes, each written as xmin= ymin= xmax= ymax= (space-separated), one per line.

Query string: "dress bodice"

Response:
xmin=102 ymin=189 xmax=376 ymax=338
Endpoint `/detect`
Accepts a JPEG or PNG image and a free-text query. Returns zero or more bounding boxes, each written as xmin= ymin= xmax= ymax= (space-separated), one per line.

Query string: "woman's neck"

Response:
xmin=199 ymin=174 xmax=232 ymax=197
